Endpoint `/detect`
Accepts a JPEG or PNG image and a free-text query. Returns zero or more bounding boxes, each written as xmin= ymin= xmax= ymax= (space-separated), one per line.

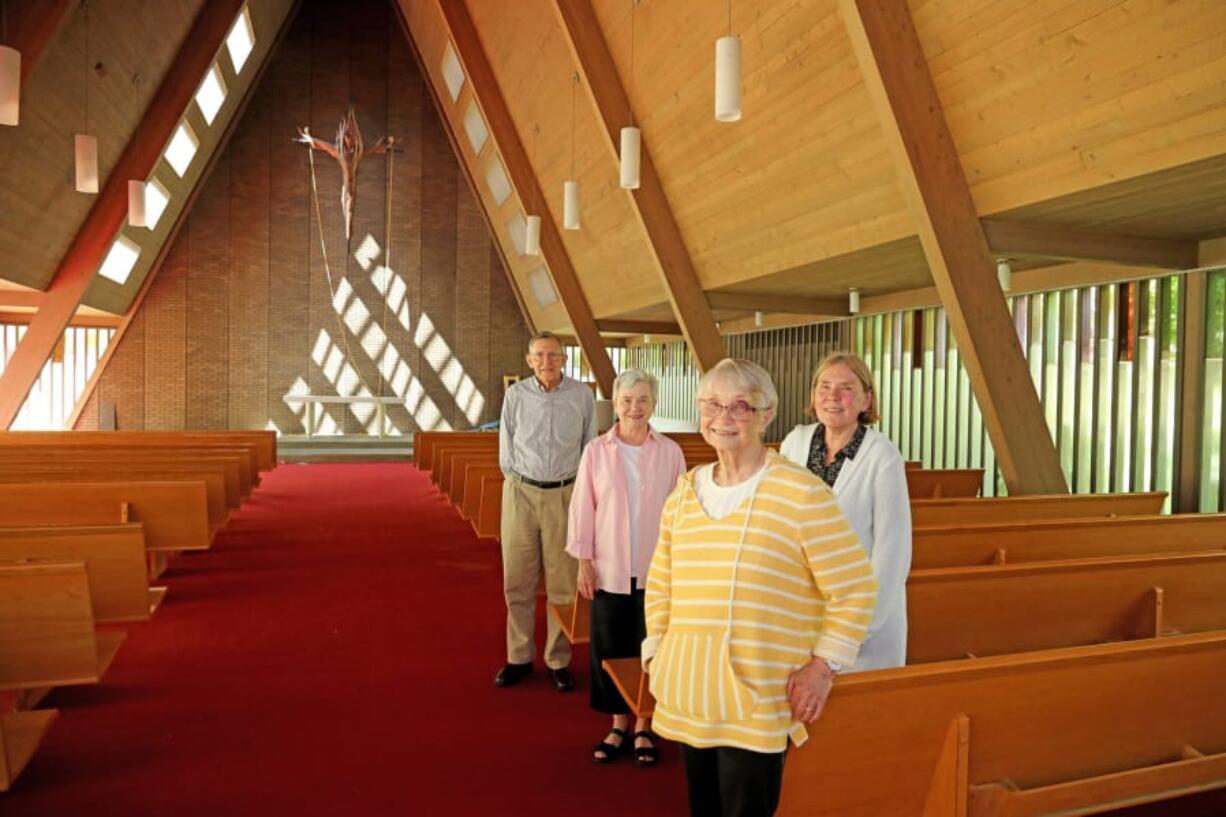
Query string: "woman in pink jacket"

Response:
xmin=567 ymin=368 xmax=687 ymax=767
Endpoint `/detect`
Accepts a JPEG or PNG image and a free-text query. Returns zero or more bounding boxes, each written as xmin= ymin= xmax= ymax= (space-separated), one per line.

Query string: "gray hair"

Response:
xmin=697 ymin=358 xmax=778 ymax=411
xmin=612 ymin=368 xmax=658 ymax=402
xmin=526 ymin=330 xmax=564 ymax=353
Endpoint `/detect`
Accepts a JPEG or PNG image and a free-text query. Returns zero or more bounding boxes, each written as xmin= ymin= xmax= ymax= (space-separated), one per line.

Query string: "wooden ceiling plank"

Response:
xmin=705 ymin=291 xmax=850 ymax=317
xmin=0 ymin=0 xmax=246 ymax=429
xmin=553 ymin=0 xmax=726 ymax=372
xmin=429 ymin=0 xmax=615 ymax=399
xmin=8 ymin=0 xmax=73 ymax=83
xmin=982 ymin=218 xmax=1200 ymax=270
xmin=840 ymin=0 xmax=1067 ymax=495
xmin=595 ymin=319 xmax=680 ymax=335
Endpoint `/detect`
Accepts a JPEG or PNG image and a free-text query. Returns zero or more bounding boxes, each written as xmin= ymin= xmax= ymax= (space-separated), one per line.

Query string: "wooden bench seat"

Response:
xmin=0 ymin=431 xmax=274 ymax=481
xmin=913 ymin=513 xmax=1226 ymax=569
xmin=905 ymin=468 xmax=984 ymax=498
xmin=604 ymin=632 xmax=1226 ymax=815
xmin=413 ymin=430 xmax=490 ymax=468
xmin=911 ymin=491 xmax=1167 ymax=527
xmin=0 ymin=709 xmax=58 ymax=792
xmin=0 ymin=560 xmax=125 ymax=707
xmin=0 ymin=524 xmax=163 ymax=623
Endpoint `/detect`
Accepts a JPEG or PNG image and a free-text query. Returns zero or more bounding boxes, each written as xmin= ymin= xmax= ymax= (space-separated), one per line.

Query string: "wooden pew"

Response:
xmin=0 ymin=481 xmax=213 ymax=557
xmin=905 ymin=468 xmax=984 ymax=498
xmin=913 ymin=513 xmax=1226 ymax=569
xmin=441 ymin=448 xmax=498 ymax=502
xmin=911 ymin=491 xmax=1167 ymax=527
xmin=549 ymin=594 xmax=591 ymax=646
xmin=413 ymin=430 xmax=489 ymax=469
xmin=0 ymin=430 xmax=274 ymax=479
xmin=430 ymin=438 xmax=497 ymax=488
xmin=474 ymin=473 xmax=504 ymax=540
xmin=605 ymin=632 xmax=1226 ymax=815
xmin=0 ymin=525 xmax=163 ymax=623
xmin=460 ymin=464 xmax=503 ymax=521
xmin=0 ymin=560 xmax=125 ymax=707
xmin=0 ymin=709 xmax=58 ymax=792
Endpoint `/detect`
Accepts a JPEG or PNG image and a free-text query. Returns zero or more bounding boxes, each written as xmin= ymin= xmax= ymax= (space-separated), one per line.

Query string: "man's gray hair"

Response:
xmin=527 ymin=331 xmax=564 ymax=353
xmin=612 ymin=368 xmax=658 ymax=402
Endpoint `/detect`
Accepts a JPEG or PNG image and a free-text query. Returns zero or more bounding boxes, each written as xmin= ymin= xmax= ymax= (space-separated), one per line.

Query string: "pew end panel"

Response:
xmin=549 ymin=595 xmax=591 ymax=646
xmin=0 ymin=708 xmax=58 ymax=792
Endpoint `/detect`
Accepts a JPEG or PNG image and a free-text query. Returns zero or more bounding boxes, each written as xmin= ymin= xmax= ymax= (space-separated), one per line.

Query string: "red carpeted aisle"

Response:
xmin=4 ymin=463 xmax=687 ymax=817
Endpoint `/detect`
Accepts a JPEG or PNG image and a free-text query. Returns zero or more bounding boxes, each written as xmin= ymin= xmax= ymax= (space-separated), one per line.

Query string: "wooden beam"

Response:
xmin=595 ymin=319 xmax=681 ymax=335
xmin=1176 ymin=270 xmax=1208 ymax=513
xmin=0 ymin=0 xmax=246 ymax=429
xmin=6 ymin=0 xmax=73 ymax=83
xmin=705 ymin=291 xmax=849 ymax=316
xmin=427 ymin=0 xmax=614 ymax=399
xmin=841 ymin=0 xmax=1067 ymax=495
xmin=0 ymin=290 xmax=42 ymax=310
xmin=553 ymin=0 xmax=726 ymax=372
xmin=982 ymin=218 xmax=1199 ymax=270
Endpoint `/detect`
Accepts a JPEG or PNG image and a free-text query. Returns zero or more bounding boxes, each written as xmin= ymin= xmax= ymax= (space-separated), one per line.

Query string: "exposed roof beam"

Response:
xmin=705 ymin=291 xmax=849 ymax=316
xmin=595 ymin=319 xmax=681 ymax=335
xmin=553 ymin=0 xmax=726 ymax=372
xmin=982 ymin=218 xmax=1199 ymax=270
xmin=0 ymin=0 xmax=246 ymax=429
xmin=8 ymin=0 xmax=73 ymax=83
xmin=428 ymin=0 xmax=615 ymax=399
xmin=0 ymin=290 xmax=42 ymax=310
xmin=841 ymin=0 xmax=1067 ymax=495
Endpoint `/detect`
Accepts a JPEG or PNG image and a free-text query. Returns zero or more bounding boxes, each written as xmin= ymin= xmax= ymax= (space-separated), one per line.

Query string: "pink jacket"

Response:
xmin=566 ymin=424 xmax=687 ymax=594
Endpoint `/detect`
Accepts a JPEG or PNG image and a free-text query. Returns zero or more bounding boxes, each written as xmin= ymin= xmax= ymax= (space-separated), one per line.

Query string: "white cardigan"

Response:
xmin=779 ymin=424 xmax=911 ymax=671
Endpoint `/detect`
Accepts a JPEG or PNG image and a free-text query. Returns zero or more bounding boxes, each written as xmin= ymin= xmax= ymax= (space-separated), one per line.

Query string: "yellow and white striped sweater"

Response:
xmin=642 ymin=453 xmax=878 ymax=752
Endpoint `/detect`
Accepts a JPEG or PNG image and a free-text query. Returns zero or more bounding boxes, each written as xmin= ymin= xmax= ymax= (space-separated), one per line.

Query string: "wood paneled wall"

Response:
xmin=75 ymin=0 xmax=529 ymax=434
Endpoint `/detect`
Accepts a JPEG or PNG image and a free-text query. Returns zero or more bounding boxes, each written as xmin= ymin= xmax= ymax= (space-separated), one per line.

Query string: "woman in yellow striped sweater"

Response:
xmin=642 ymin=359 xmax=878 ymax=817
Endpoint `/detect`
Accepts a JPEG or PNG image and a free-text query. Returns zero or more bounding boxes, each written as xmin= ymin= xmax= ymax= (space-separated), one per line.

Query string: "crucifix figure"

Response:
xmin=295 ymin=106 xmax=396 ymax=239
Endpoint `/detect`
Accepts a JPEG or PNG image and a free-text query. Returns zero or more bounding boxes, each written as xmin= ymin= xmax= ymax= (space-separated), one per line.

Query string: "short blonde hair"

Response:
xmin=698 ymin=358 xmax=778 ymax=411
xmin=808 ymin=352 xmax=880 ymax=424
xmin=613 ymin=368 xmax=658 ymax=402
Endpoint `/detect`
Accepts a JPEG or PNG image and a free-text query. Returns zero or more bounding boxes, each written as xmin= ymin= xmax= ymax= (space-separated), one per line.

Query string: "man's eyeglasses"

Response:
xmin=528 ymin=352 xmax=565 ymax=362
xmin=697 ymin=398 xmax=762 ymax=421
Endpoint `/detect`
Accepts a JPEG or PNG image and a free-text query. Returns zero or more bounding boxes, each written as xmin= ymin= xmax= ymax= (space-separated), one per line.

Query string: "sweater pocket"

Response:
xmin=649 ymin=631 xmax=758 ymax=722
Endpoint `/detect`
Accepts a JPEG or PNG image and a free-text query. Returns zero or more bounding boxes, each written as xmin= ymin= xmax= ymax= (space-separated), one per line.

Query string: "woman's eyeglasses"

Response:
xmin=697 ymin=398 xmax=761 ymax=420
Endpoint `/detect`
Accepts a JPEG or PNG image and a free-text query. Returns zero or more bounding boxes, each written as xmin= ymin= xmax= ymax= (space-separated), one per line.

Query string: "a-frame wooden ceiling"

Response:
xmin=398 ymin=0 xmax=1225 ymax=337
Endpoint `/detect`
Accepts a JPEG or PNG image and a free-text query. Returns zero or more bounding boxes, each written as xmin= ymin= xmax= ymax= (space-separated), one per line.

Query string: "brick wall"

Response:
xmin=77 ymin=0 xmax=530 ymax=434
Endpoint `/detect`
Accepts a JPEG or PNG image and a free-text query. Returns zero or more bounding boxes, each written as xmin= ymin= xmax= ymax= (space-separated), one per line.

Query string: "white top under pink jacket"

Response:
xmin=566 ymin=425 xmax=687 ymax=594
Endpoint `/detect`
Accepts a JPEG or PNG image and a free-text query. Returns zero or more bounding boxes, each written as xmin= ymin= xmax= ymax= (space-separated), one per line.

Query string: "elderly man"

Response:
xmin=496 ymin=331 xmax=597 ymax=691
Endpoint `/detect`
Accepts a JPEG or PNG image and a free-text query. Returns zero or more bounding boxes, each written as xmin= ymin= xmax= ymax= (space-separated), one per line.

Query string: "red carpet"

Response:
xmin=4 ymin=463 xmax=687 ymax=816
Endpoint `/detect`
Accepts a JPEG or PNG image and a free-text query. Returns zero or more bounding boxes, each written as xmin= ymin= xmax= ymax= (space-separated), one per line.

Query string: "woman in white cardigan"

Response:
xmin=780 ymin=352 xmax=911 ymax=671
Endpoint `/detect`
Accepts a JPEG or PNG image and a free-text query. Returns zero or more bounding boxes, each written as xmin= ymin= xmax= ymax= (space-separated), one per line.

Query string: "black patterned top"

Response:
xmin=805 ymin=423 xmax=867 ymax=487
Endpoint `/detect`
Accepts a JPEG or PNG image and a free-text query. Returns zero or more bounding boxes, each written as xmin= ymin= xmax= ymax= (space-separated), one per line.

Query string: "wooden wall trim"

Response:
xmin=841 ymin=0 xmax=1067 ymax=495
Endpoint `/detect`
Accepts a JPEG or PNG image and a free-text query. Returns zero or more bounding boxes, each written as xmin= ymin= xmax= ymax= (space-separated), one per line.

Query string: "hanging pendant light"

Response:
xmin=714 ymin=1 xmax=741 ymax=122
xmin=848 ymin=287 xmax=861 ymax=314
xmin=0 ymin=1 xmax=18 ymax=126
xmin=524 ymin=124 xmax=541 ymax=255
xmin=75 ymin=2 xmax=97 ymax=194
xmin=997 ymin=259 xmax=1013 ymax=292
xmin=563 ymin=73 xmax=580 ymax=230
xmin=128 ymin=180 xmax=147 ymax=227
xmin=619 ymin=0 xmax=641 ymax=190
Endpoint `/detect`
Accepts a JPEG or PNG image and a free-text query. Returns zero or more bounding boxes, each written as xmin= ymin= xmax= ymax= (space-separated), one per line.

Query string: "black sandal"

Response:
xmin=633 ymin=730 xmax=658 ymax=767
xmin=592 ymin=727 xmax=629 ymax=764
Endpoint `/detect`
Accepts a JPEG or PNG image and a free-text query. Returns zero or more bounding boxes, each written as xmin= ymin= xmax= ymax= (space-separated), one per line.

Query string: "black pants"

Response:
xmin=588 ymin=580 xmax=646 ymax=714
xmin=680 ymin=744 xmax=786 ymax=817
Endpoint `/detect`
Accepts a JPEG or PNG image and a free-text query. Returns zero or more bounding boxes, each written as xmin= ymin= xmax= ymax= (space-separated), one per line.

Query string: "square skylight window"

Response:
xmin=528 ymin=267 xmax=558 ymax=307
xmin=144 ymin=177 xmax=170 ymax=230
xmin=484 ymin=157 xmax=511 ymax=206
xmin=226 ymin=8 xmax=255 ymax=74
xmin=506 ymin=213 xmax=527 ymax=255
xmin=164 ymin=122 xmax=199 ymax=177
xmin=441 ymin=43 xmax=464 ymax=102
xmin=195 ymin=65 xmax=227 ymax=125
xmin=98 ymin=236 xmax=141 ymax=285
xmin=463 ymin=101 xmax=488 ymax=154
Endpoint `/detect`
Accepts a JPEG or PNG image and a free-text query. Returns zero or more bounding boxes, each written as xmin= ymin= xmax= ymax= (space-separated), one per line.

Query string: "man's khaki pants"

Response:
xmin=501 ymin=477 xmax=578 ymax=669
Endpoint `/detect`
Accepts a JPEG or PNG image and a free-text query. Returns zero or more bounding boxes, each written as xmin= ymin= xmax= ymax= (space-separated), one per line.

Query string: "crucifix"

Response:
xmin=295 ymin=106 xmax=396 ymax=239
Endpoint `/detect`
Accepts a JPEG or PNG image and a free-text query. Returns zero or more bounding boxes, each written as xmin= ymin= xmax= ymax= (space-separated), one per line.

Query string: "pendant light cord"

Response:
xmin=727 ymin=0 xmax=732 ymax=36
xmin=570 ymin=73 xmax=577 ymax=178
xmin=83 ymin=0 xmax=90 ymax=132
xmin=628 ymin=0 xmax=635 ymax=127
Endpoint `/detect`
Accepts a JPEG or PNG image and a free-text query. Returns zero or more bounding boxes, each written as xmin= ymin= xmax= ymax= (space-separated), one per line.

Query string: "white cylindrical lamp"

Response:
xmin=714 ymin=36 xmax=741 ymax=122
xmin=849 ymin=287 xmax=861 ymax=314
xmin=0 ymin=45 xmax=19 ymax=126
xmin=563 ymin=180 xmax=580 ymax=230
xmin=619 ymin=126 xmax=640 ymax=190
xmin=997 ymin=259 xmax=1012 ymax=292
xmin=128 ymin=180 xmax=148 ymax=227
xmin=75 ymin=134 xmax=99 ymax=193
